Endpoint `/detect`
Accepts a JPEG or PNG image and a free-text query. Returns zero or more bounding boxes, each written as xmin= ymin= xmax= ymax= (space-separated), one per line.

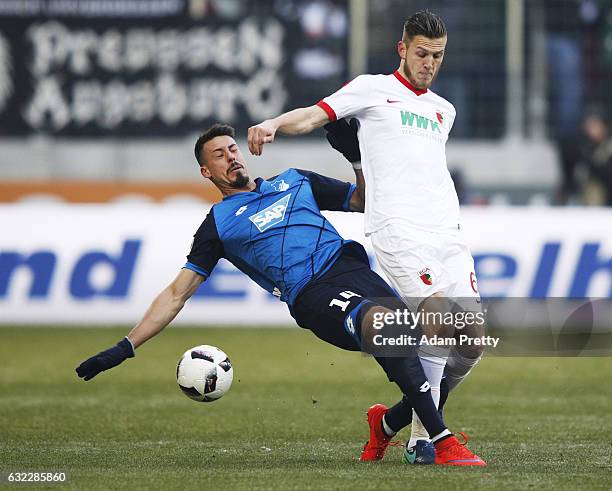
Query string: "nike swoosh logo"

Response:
xmin=387 ymin=99 xmax=401 ymax=103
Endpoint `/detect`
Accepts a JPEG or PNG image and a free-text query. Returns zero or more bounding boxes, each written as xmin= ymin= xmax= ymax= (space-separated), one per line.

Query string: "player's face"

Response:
xmin=200 ymin=135 xmax=250 ymax=189
xmin=398 ymin=35 xmax=447 ymax=90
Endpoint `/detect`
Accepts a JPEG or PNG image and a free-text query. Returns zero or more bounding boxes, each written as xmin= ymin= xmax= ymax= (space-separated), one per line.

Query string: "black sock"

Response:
xmin=438 ymin=375 xmax=449 ymax=420
xmin=433 ymin=433 xmax=453 ymax=445
xmin=375 ymin=356 xmax=447 ymax=439
xmin=384 ymin=396 xmax=413 ymax=433
xmin=379 ymin=419 xmax=394 ymax=438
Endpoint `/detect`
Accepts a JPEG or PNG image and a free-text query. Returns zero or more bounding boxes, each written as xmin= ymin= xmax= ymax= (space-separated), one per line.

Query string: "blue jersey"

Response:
xmin=184 ymin=168 xmax=358 ymax=305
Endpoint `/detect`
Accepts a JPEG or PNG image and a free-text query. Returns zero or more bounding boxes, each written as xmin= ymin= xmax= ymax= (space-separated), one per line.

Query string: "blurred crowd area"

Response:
xmin=0 ymin=0 xmax=610 ymax=206
xmin=369 ymin=0 xmax=612 ymax=205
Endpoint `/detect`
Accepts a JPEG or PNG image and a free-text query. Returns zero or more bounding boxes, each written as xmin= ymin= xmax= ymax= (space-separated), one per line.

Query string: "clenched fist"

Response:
xmin=247 ymin=120 xmax=277 ymax=156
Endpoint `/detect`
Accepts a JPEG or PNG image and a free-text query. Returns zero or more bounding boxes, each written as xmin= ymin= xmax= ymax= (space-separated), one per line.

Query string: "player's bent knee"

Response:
xmin=457 ymin=343 xmax=485 ymax=359
xmin=418 ymin=293 xmax=456 ymax=339
xmin=454 ymin=310 xmax=487 ymax=358
xmin=359 ymin=304 xmax=390 ymax=345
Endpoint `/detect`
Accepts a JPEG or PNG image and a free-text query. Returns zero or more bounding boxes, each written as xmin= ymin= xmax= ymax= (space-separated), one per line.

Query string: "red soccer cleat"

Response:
xmin=360 ymin=403 xmax=400 ymax=461
xmin=434 ymin=432 xmax=487 ymax=466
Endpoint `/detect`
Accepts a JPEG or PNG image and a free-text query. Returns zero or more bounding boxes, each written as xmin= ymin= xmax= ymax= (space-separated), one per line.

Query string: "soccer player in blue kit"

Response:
xmin=76 ymin=123 xmax=485 ymax=466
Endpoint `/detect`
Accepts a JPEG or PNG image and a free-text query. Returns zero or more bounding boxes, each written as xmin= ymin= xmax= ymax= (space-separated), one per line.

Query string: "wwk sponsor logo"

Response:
xmin=400 ymin=110 xmax=442 ymax=133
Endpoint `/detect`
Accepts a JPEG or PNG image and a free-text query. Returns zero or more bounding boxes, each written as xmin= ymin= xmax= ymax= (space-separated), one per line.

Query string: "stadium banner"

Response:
xmin=0 ymin=0 xmax=348 ymax=136
xmin=0 ymin=204 xmax=611 ymax=326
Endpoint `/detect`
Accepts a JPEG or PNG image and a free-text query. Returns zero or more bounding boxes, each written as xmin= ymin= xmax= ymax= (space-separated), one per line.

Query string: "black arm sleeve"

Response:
xmin=184 ymin=210 xmax=224 ymax=278
xmin=296 ymin=169 xmax=356 ymax=212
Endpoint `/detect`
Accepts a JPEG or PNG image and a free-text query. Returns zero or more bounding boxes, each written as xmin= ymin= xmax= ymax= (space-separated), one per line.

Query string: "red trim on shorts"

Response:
xmin=317 ymin=100 xmax=337 ymax=122
xmin=392 ymin=70 xmax=427 ymax=96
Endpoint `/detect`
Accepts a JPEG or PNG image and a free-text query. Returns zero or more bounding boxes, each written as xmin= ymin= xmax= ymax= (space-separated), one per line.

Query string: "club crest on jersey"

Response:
xmin=270 ymin=179 xmax=290 ymax=192
xmin=435 ymin=110 xmax=447 ymax=129
xmin=419 ymin=268 xmax=433 ymax=286
xmin=249 ymin=194 xmax=291 ymax=232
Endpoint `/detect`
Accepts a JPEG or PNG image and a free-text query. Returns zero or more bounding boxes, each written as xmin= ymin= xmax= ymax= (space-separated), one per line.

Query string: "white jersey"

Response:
xmin=318 ymin=71 xmax=460 ymax=235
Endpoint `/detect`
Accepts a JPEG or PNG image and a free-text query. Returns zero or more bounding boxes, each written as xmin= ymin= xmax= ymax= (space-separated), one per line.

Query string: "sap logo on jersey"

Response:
xmin=249 ymin=194 xmax=291 ymax=232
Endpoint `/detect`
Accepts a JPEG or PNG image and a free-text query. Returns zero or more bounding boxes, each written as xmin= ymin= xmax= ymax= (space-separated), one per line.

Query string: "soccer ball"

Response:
xmin=176 ymin=345 xmax=233 ymax=402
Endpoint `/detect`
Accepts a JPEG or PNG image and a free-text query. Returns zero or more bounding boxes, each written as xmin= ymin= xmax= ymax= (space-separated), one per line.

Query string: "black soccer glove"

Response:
xmin=324 ymin=118 xmax=361 ymax=164
xmin=76 ymin=337 xmax=135 ymax=381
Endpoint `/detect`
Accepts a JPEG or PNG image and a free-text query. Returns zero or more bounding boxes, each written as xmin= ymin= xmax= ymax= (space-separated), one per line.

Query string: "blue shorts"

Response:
xmin=291 ymin=243 xmax=402 ymax=351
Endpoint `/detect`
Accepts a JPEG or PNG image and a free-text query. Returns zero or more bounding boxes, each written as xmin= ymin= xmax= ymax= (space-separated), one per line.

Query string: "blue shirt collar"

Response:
xmin=221 ymin=177 xmax=263 ymax=201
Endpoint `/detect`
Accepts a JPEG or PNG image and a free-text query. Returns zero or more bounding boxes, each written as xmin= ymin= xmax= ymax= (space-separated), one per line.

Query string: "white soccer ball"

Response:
xmin=176 ymin=345 xmax=233 ymax=402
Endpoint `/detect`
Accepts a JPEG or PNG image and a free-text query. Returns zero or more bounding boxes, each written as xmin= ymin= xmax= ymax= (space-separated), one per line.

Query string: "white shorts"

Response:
xmin=370 ymin=223 xmax=480 ymax=310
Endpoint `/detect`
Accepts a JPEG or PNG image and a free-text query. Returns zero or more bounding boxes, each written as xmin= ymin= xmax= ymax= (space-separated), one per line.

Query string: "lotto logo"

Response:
xmin=249 ymin=194 xmax=291 ymax=232
xmin=419 ymin=381 xmax=431 ymax=393
xmin=345 ymin=316 xmax=355 ymax=335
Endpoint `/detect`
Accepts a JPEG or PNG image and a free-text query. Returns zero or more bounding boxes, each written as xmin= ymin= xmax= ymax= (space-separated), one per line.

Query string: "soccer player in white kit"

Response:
xmin=248 ymin=10 xmax=484 ymax=465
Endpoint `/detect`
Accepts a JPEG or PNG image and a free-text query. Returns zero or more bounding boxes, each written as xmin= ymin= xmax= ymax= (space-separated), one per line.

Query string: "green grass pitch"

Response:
xmin=1 ymin=326 xmax=611 ymax=490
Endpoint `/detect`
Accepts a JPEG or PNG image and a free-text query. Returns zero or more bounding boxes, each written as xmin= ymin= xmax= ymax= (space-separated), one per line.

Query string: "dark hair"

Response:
xmin=194 ymin=123 xmax=236 ymax=166
xmin=403 ymin=10 xmax=447 ymax=41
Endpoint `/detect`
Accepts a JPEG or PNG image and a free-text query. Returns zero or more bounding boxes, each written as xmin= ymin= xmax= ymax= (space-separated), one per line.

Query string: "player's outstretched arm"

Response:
xmin=75 ymin=269 xmax=204 ymax=381
xmin=126 ymin=269 xmax=204 ymax=348
xmin=247 ymin=105 xmax=329 ymax=156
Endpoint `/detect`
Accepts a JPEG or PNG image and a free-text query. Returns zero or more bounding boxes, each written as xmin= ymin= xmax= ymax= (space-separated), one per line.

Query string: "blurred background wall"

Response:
xmin=1 ymin=0 xmax=611 ymax=324
xmin=0 ymin=0 xmax=610 ymax=206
